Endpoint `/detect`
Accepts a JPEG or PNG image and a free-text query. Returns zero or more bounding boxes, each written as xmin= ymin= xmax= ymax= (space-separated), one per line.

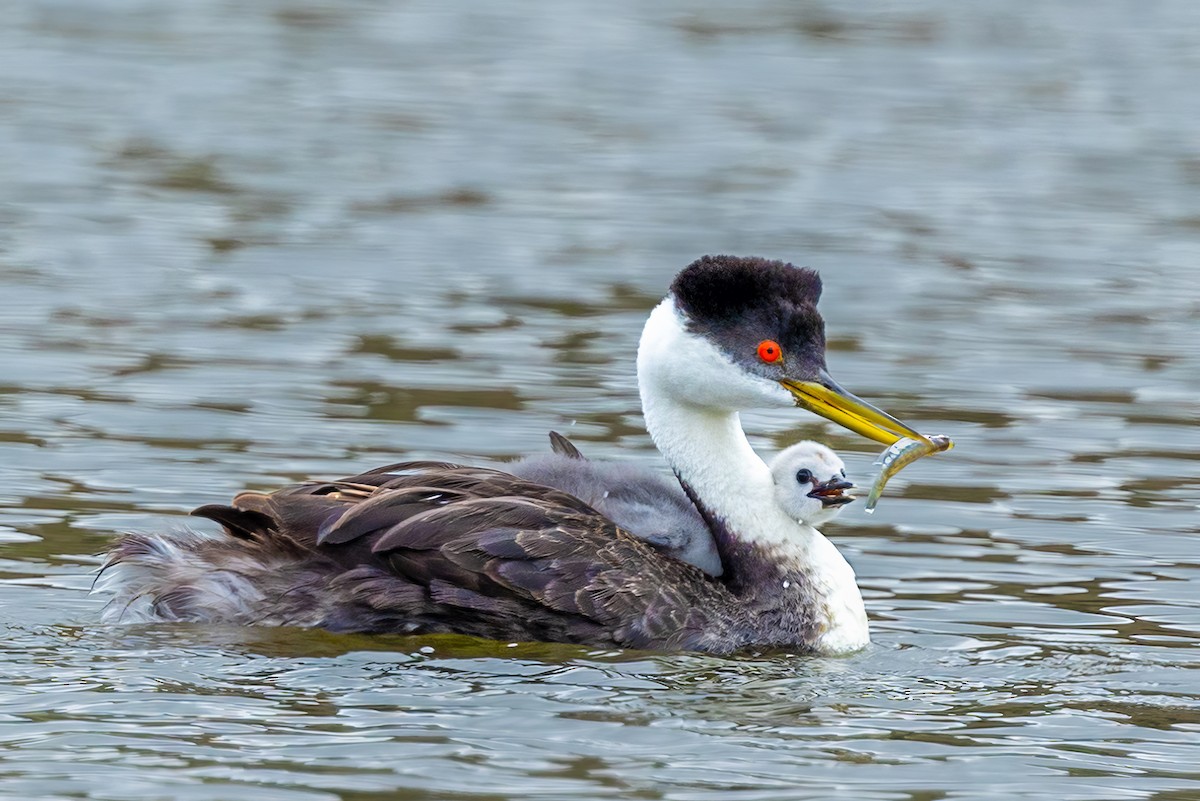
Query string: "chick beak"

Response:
xmin=806 ymin=476 xmax=855 ymax=508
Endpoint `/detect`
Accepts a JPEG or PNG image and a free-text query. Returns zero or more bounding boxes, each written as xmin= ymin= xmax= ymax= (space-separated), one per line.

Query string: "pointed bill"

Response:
xmin=781 ymin=370 xmax=930 ymax=446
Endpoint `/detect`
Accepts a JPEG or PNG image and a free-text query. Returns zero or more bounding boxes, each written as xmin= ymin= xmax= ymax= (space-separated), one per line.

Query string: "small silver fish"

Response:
xmin=864 ymin=434 xmax=953 ymax=513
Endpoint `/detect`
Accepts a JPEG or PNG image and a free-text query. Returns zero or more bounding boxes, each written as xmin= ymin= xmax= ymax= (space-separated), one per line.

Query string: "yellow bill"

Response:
xmin=781 ymin=369 xmax=933 ymax=447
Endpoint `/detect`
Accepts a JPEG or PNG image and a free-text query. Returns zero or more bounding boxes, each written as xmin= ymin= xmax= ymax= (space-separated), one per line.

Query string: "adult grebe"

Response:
xmin=99 ymin=255 xmax=927 ymax=655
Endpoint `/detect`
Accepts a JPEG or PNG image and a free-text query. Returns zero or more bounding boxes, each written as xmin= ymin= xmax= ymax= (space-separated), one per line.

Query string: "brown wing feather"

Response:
xmin=189 ymin=461 xmax=743 ymax=650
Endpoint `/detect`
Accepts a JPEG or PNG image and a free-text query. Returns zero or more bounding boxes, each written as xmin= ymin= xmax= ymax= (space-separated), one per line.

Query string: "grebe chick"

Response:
xmin=768 ymin=440 xmax=854 ymax=528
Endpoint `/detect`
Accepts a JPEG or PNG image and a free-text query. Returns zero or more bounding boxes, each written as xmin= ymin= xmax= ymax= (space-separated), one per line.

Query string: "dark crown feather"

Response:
xmin=670 ymin=256 xmax=823 ymax=323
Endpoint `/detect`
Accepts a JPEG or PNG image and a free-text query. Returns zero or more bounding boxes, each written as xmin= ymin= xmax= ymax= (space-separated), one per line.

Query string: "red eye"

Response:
xmin=757 ymin=340 xmax=782 ymax=363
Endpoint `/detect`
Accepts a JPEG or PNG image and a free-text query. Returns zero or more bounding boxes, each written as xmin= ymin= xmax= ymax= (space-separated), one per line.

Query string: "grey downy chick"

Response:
xmin=509 ymin=434 xmax=855 ymax=578
xmin=508 ymin=433 xmax=725 ymax=577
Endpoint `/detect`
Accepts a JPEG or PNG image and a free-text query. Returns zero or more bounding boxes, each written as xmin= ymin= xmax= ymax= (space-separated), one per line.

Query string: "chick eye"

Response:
xmin=795 ymin=468 xmax=813 ymax=484
xmin=756 ymin=340 xmax=782 ymax=363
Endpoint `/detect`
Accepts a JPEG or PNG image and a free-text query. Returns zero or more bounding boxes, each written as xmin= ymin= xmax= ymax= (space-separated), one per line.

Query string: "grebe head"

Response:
xmin=769 ymin=441 xmax=854 ymax=528
xmin=638 ymin=255 xmax=925 ymax=445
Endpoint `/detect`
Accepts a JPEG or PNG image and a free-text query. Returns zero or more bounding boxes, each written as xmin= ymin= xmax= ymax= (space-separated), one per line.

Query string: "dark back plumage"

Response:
xmin=100 ymin=460 xmax=821 ymax=653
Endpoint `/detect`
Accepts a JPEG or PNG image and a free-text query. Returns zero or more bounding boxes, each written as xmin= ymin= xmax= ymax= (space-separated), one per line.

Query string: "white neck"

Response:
xmin=636 ymin=299 xmax=869 ymax=654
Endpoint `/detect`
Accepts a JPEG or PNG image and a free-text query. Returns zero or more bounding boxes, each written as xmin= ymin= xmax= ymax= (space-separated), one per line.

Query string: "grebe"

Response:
xmin=99 ymin=255 xmax=927 ymax=655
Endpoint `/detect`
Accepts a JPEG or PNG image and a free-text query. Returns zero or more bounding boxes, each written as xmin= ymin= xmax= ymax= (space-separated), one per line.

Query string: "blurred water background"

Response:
xmin=1 ymin=1 xmax=1199 ymax=799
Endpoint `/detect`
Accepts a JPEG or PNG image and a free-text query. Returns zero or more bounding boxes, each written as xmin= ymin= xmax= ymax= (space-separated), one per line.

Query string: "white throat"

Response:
xmin=636 ymin=299 xmax=869 ymax=654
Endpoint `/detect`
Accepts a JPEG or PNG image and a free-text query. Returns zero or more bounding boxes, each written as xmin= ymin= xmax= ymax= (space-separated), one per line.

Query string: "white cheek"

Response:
xmin=774 ymin=483 xmax=820 ymax=525
xmin=638 ymin=300 xmax=793 ymax=410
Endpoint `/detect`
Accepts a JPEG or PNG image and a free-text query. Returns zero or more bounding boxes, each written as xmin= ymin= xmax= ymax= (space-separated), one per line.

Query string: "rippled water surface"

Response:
xmin=2 ymin=2 xmax=1199 ymax=799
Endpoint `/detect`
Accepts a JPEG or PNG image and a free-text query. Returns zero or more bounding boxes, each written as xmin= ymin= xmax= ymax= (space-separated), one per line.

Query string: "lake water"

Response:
xmin=2 ymin=1 xmax=1198 ymax=799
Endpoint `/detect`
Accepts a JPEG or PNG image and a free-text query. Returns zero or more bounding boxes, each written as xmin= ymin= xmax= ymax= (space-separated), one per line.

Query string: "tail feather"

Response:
xmin=97 ymin=530 xmax=306 ymax=625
